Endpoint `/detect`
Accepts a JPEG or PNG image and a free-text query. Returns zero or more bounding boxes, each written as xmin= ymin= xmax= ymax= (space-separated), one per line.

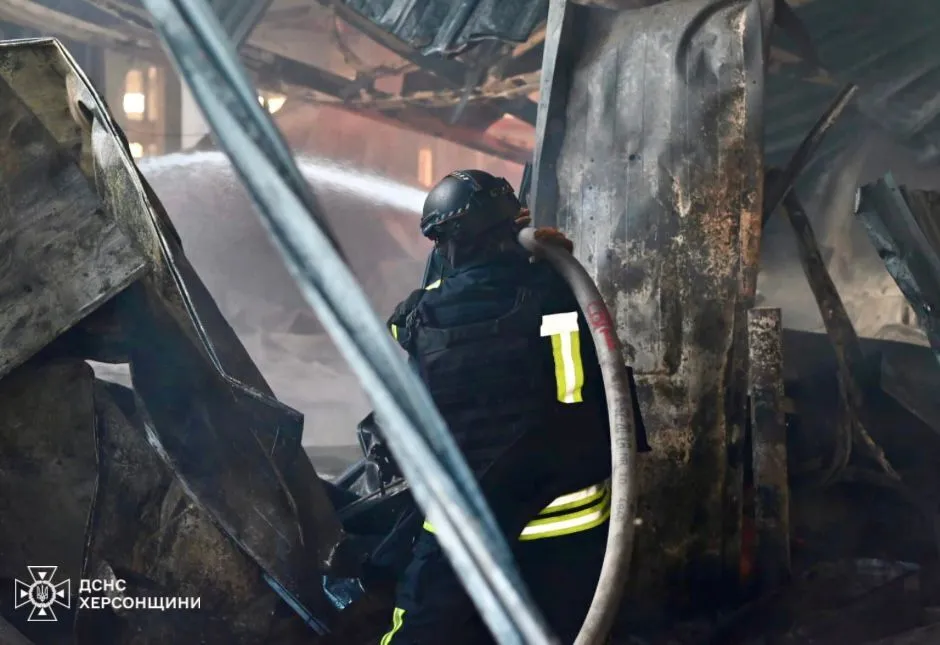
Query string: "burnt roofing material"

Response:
xmin=340 ymin=0 xmax=548 ymax=55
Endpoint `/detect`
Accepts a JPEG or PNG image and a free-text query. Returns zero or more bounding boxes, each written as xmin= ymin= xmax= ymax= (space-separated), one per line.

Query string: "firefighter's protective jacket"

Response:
xmin=387 ymin=249 xmax=612 ymax=542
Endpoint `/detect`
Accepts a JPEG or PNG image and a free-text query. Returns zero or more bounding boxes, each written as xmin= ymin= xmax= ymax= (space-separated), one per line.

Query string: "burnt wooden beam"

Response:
xmin=856 ymin=175 xmax=940 ymax=365
xmin=779 ymin=187 xmax=898 ymax=480
xmin=747 ymin=307 xmax=790 ymax=592
xmin=317 ymin=0 xmax=538 ymax=125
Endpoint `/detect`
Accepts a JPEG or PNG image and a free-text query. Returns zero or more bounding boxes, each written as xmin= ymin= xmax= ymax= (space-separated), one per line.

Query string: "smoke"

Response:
xmin=139 ymin=151 xmax=431 ymax=447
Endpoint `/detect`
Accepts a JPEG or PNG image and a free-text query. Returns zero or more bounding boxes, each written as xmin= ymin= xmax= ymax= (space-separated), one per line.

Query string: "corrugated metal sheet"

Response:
xmin=341 ymin=0 xmax=548 ymax=55
xmin=765 ymin=0 xmax=940 ymax=169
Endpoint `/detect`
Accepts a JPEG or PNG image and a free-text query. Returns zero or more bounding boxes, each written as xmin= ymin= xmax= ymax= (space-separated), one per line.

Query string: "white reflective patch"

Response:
xmin=540 ymin=311 xmax=579 ymax=336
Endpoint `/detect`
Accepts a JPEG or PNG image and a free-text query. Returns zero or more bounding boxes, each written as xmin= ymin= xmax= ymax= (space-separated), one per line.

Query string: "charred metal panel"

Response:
xmin=341 ymin=0 xmax=547 ymax=55
xmin=857 ymin=176 xmax=940 ymax=365
xmin=0 ymin=38 xmax=345 ymax=615
xmin=76 ymin=380 xmax=313 ymax=644
xmin=747 ymin=307 xmax=790 ymax=592
xmin=0 ymin=72 xmax=147 ymax=381
xmin=533 ymin=0 xmax=769 ymax=615
xmin=0 ymin=38 xmax=276 ymax=398
xmin=115 ymin=278 xmax=335 ymax=620
xmin=0 ymin=359 xmax=97 ymax=641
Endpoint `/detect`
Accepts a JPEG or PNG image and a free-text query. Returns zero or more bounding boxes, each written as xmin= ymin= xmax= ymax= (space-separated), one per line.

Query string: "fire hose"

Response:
xmin=518 ymin=229 xmax=640 ymax=645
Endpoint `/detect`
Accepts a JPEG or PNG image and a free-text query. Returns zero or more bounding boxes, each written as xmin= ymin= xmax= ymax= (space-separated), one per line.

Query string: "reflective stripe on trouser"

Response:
xmin=380 ymin=607 xmax=405 ymax=644
xmin=540 ymin=312 xmax=584 ymax=403
xmin=422 ymin=479 xmax=611 ymax=541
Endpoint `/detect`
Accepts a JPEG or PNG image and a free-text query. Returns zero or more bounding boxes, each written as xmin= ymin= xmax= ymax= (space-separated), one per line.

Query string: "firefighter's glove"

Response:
xmin=514 ymin=208 xmax=574 ymax=255
xmin=533 ymin=226 xmax=574 ymax=254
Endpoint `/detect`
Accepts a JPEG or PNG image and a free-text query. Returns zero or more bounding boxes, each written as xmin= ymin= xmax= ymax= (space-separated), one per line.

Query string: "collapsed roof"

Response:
xmin=0 ymin=0 xmax=936 ymax=170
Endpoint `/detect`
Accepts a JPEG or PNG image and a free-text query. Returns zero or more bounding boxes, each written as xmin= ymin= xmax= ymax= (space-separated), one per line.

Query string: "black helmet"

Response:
xmin=420 ymin=170 xmax=521 ymax=242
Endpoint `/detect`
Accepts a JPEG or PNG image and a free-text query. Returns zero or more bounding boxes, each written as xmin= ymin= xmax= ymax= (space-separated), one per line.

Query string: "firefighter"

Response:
xmin=379 ymin=169 xmax=615 ymax=644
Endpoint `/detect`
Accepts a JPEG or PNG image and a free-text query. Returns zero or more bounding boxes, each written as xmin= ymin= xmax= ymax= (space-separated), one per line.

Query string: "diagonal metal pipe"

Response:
xmin=138 ymin=0 xmax=557 ymax=643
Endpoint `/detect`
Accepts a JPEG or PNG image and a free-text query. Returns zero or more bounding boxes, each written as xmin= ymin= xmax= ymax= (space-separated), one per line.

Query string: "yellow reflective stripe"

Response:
xmin=390 ymin=323 xmax=398 ymax=340
xmin=423 ymin=481 xmax=610 ymax=541
xmin=540 ymin=313 xmax=584 ymax=404
xmin=519 ymin=500 xmax=611 ymax=541
xmin=425 ymin=279 xmax=442 ymax=290
xmin=524 ymin=486 xmax=610 ymax=528
xmin=538 ymin=482 xmax=608 ymax=516
xmin=380 ymin=607 xmax=405 ymax=645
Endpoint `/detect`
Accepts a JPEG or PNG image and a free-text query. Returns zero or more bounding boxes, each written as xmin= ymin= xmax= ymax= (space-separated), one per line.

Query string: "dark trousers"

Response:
xmin=380 ymin=522 xmax=608 ymax=644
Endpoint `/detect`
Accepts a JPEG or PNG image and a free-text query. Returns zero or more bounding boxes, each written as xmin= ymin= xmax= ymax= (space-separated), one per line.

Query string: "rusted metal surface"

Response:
xmin=0 ymin=359 xmax=98 ymax=643
xmin=780 ymin=189 xmax=899 ymax=481
xmin=0 ymin=70 xmax=147 ymax=381
xmin=747 ymin=308 xmax=790 ymax=592
xmin=856 ymin=176 xmax=940 ymax=365
xmin=533 ymin=0 xmax=769 ymax=616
